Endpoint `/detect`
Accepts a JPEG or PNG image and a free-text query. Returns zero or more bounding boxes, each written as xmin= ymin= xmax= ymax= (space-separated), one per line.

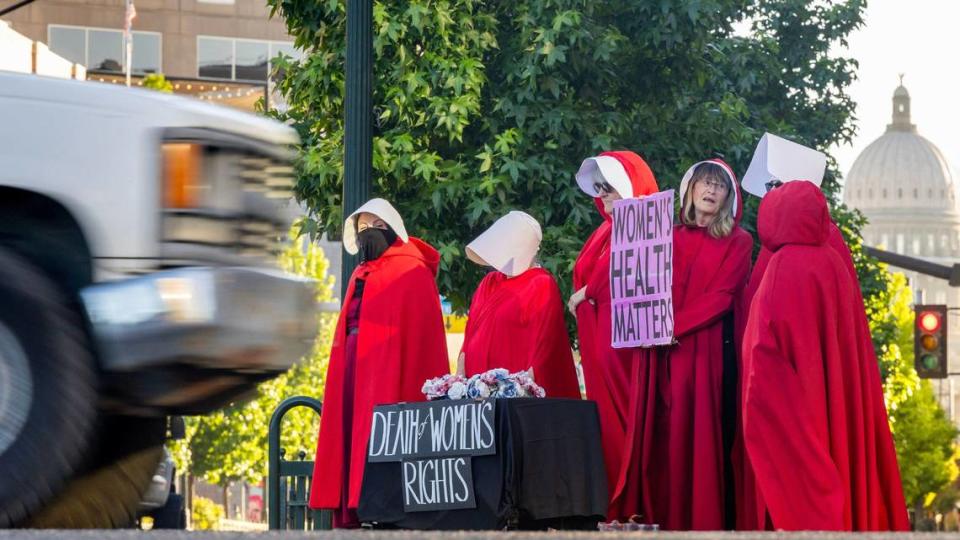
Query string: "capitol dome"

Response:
xmin=843 ymin=84 xmax=957 ymax=212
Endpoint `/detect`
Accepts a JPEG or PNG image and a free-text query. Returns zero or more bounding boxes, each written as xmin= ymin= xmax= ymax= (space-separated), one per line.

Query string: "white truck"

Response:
xmin=0 ymin=71 xmax=317 ymax=527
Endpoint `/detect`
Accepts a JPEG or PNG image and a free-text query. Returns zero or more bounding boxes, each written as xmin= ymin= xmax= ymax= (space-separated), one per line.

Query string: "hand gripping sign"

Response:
xmin=609 ymin=190 xmax=675 ymax=348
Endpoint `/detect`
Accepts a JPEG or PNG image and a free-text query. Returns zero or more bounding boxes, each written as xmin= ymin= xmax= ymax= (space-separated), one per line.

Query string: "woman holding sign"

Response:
xmin=309 ymin=198 xmax=449 ymax=528
xmin=460 ymin=211 xmax=581 ymax=399
xmin=569 ymin=151 xmax=660 ymax=521
xmin=650 ymin=160 xmax=752 ymax=530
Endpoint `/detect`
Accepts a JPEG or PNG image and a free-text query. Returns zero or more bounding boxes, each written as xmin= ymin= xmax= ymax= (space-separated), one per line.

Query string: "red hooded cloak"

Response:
xmin=650 ymin=159 xmax=752 ymax=530
xmin=309 ymin=237 xmax=449 ymax=510
xmin=573 ymin=150 xmax=660 ymax=520
xmin=462 ymin=267 xmax=581 ymax=399
xmin=741 ymin=181 xmax=908 ymax=531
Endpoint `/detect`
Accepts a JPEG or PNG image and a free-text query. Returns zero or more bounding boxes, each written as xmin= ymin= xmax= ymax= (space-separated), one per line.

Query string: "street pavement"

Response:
xmin=2 ymin=531 xmax=960 ymax=539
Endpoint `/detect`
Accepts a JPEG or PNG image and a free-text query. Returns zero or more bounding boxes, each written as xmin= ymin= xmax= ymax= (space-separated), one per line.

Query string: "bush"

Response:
xmin=191 ymin=496 xmax=224 ymax=531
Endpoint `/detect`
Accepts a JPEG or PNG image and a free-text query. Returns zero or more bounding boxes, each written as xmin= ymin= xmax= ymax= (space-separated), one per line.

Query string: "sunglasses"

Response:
xmin=764 ymin=179 xmax=784 ymax=193
xmin=593 ymin=181 xmax=616 ymax=195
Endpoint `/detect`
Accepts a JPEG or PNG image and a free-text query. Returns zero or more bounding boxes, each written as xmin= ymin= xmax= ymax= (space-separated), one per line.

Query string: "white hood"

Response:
xmin=575 ymin=155 xmax=634 ymax=198
xmin=466 ymin=211 xmax=542 ymax=277
xmin=741 ymin=132 xmax=827 ymax=198
xmin=343 ymin=198 xmax=409 ymax=255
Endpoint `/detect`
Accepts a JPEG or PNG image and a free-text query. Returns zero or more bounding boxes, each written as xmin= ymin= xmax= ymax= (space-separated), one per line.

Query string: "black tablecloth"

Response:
xmin=357 ymin=398 xmax=608 ymax=530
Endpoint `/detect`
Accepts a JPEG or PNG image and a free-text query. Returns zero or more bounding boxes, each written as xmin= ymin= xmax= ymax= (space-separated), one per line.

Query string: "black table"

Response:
xmin=358 ymin=398 xmax=608 ymax=530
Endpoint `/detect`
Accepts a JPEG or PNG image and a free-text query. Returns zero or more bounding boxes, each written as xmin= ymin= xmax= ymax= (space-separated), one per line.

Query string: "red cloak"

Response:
xmin=309 ymin=237 xmax=449 ymax=510
xmin=462 ymin=267 xmax=581 ymax=399
xmin=573 ymin=150 xmax=659 ymax=520
xmin=651 ymin=159 xmax=752 ymax=530
xmin=740 ymin=181 xmax=908 ymax=531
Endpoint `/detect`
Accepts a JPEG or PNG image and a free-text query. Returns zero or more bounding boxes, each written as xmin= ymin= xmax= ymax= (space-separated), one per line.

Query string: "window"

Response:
xmin=883 ymin=189 xmax=888 ymax=198
xmin=912 ymin=238 xmax=920 ymax=255
xmin=197 ymin=36 xmax=299 ymax=81
xmin=898 ymin=188 xmax=903 ymax=198
xmin=235 ymin=40 xmax=269 ymax=81
xmin=48 ymin=25 xmax=161 ymax=74
xmin=881 ymin=233 xmax=890 ymax=249
xmin=929 ymin=234 xmax=935 ymax=251
xmin=942 ymin=234 xmax=948 ymax=248
xmin=198 ymin=37 xmax=233 ymax=79
xmin=896 ymin=234 xmax=904 ymax=254
xmin=132 ymin=33 xmax=161 ymax=74
xmin=49 ymin=26 xmax=85 ymax=65
xmin=899 ymin=104 xmax=905 ymax=113
xmin=914 ymin=188 xmax=919 ymax=198
xmin=88 ymin=29 xmax=123 ymax=71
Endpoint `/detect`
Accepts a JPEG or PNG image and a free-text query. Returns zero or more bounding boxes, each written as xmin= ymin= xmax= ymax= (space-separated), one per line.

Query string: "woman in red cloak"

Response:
xmin=308 ymin=198 xmax=449 ymax=528
xmin=650 ymin=160 xmax=752 ymax=530
xmin=741 ymin=181 xmax=908 ymax=531
xmin=569 ymin=151 xmax=659 ymax=520
xmin=460 ymin=211 xmax=581 ymax=399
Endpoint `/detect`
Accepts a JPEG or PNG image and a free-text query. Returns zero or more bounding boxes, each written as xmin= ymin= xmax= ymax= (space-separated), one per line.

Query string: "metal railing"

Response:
xmin=267 ymin=396 xmax=331 ymax=530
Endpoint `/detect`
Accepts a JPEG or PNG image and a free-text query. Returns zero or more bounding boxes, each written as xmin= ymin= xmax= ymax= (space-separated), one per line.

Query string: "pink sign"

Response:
xmin=610 ymin=190 xmax=674 ymax=348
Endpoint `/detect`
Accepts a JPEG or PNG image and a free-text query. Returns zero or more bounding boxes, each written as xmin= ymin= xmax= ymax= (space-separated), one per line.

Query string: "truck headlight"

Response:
xmin=162 ymin=143 xmax=206 ymax=208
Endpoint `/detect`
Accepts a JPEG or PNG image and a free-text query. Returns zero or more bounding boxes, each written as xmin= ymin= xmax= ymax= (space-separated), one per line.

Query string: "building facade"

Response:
xmin=2 ymin=0 xmax=300 ymax=109
xmin=844 ymin=83 xmax=960 ymax=420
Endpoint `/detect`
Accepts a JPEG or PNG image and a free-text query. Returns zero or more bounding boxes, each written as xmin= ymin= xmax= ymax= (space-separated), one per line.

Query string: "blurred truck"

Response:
xmin=0 ymin=71 xmax=317 ymax=527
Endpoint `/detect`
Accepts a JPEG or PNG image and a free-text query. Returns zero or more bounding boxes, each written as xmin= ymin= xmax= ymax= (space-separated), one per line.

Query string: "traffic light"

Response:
xmin=915 ymin=304 xmax=948 ymax=379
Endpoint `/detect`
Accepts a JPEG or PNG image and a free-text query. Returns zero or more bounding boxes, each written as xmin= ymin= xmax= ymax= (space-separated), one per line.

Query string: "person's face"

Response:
xmin=357 ymin=212 xmax=388 ymax=233
xmin=594 ymin=180 xmax=622 ymax=215
xmin=692 ymin=175 xmax=730 ymax=219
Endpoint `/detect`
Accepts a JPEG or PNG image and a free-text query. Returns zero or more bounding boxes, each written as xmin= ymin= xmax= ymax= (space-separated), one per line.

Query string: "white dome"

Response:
xmin=843 ymin=85 xmax=957 ymax=212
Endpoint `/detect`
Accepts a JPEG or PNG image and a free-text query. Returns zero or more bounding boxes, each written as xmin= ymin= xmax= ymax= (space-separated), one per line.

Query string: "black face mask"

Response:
xmin=357 ymin=227 xmax=398 ymax=263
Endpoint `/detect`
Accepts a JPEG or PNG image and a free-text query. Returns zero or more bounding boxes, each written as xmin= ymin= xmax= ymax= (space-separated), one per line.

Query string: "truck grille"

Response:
xmin=238 ymin=156 xmax=296 ymax=199
xmin=163 ymin=213 xmax=288 ymax=259
xmin=160 ymin=128 xmax=298 ymax=265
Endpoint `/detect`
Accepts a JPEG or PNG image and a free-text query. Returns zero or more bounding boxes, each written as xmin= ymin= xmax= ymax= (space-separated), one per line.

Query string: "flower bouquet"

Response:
xmin=422 ymin=368 xmax=546 ymax=401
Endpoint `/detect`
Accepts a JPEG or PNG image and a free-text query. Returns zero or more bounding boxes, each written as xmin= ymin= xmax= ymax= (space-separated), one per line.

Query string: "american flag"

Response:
xmin=124 ymin=1 xmax=137 ymax=38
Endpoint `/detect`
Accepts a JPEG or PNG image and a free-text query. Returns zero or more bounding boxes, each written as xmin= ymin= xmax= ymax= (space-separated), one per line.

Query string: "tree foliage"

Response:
xmin=872 ymin=274 xmax=960 ymax=510
xmin=142 ymin=73 xmax=174 ymax=93
xmin=171 ymin=224 xmax=336 ymax=485
xmin=267 ymin=0 xmax=866 ymax=312
xmin=892 ymin=380 xmax=958 ymax=509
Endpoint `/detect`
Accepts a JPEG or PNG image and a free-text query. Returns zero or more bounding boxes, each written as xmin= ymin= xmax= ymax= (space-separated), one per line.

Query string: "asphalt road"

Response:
xmin=1 ymin=531 xmax=958 ymax=539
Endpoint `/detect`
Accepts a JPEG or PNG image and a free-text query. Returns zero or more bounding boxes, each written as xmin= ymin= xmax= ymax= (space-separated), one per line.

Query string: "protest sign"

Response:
xmin=368 ymin=399 xmax=496 ymax=512
xmin=609 ymin=190 xmax=674 ymax=348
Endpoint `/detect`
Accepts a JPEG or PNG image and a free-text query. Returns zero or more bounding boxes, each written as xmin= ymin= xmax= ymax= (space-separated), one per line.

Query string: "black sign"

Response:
xmin=402 ymin=456 xmax=475 ymax=512
xmin=367 ymin=399 xmax=496 ymax=513
xmin=368 ymin=399 xmax=496 ymax=462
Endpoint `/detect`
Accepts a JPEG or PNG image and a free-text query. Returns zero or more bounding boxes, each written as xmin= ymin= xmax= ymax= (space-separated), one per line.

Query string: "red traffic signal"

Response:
xmin=919 ymin=311 xmax=942 ymax=333
xmin=915 ymin=304 xmax=948 ymax=379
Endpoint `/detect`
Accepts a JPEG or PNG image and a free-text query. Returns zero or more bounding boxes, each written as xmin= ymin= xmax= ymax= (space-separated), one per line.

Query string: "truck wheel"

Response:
xmin=25 ymin=446 xmax=163 ymax=528
xmin=0 ymin=248 xmax=97 ymax=527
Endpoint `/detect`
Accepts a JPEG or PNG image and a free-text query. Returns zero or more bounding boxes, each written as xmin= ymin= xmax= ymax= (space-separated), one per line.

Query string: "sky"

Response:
xmin=831 ymin=0 xmax=960 ymax=190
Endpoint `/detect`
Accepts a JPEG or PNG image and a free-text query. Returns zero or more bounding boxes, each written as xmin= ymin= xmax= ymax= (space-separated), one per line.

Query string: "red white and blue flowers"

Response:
xmin=422 ymin=368 xmax=546 ymax=401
